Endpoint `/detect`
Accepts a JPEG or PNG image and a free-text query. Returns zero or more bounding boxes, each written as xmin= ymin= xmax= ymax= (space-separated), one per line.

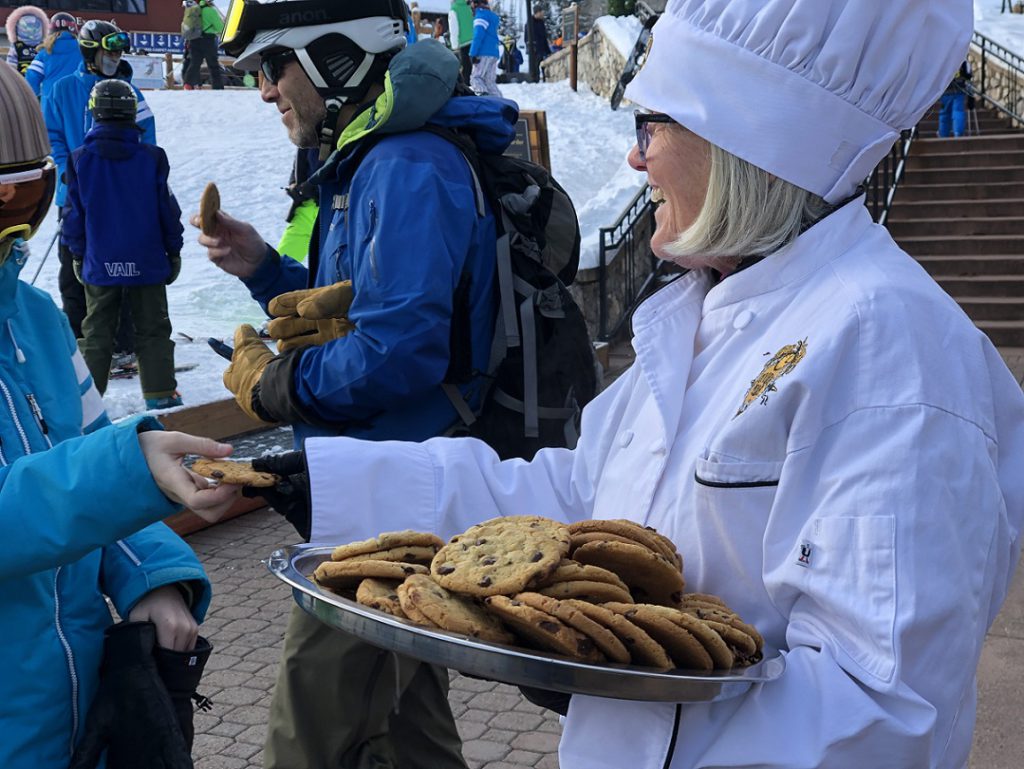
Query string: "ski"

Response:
xmin=109 ymin=363 xmax=200 ymax=380
xmin=610 ymin=2 xmax=664 ymax=111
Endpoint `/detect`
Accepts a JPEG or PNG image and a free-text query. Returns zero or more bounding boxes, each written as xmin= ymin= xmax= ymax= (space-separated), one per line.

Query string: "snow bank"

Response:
xmin=594 ymin=14 xmax=643 ymax=60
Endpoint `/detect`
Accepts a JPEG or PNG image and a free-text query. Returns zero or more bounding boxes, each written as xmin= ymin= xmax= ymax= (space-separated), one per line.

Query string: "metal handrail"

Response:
xmin=971 ymin=30 xmax=1024 ymax=124
xmin=596 ymin=184 xmax=659 ymax=341
xmin=865 ymin=127 xmax=917 ymax=225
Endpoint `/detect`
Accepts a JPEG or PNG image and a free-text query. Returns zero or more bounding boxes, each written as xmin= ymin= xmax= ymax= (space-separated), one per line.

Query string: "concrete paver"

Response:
xmin=187 ymin=343 xmax=1024 ymax=768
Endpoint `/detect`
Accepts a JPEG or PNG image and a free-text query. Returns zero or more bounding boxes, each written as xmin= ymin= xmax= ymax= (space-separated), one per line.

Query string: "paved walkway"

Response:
xmin=188 ymin=344 xmax=1024 ymax=768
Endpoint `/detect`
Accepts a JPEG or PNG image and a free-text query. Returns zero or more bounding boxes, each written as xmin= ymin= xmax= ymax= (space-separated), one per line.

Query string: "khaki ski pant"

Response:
xmin=264 ymin=605 xmax=468 ymax=769
xmin=80 ymin=282 xmax=175 ymax=397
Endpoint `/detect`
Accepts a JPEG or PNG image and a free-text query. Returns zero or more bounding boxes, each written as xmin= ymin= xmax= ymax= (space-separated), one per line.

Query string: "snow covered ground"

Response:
xmin=26 ymin=80 xmax=641 ymax=421
xmin=976 ymin=0 xmax=1024 ymax=51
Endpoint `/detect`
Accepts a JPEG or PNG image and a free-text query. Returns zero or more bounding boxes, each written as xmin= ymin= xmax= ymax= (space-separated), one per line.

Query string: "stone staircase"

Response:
xmin=887 ymin=105 xmax=1024 ymax=347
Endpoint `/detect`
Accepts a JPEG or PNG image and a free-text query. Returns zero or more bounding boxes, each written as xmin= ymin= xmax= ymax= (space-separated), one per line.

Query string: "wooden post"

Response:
xmin=164 ymin=52 xmax=174 ymax=89
xmin=568 ymin=3 xmax=579 ymax=92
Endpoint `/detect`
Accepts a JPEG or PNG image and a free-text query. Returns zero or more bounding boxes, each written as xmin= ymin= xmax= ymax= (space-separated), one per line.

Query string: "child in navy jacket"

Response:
xmin=62 ymin=79 xmax=185 ymax=409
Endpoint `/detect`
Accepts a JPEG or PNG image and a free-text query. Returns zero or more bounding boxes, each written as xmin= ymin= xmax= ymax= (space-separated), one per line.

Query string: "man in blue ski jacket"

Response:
xmin=0 ymin=61 xmax=239 ymax=769
xmin=469 ymin=0 xmax=501 ymax=96
xmin=197 ymin=2 xmax=512 ymax=766
xmin=43 ymin=18 xmax=153 ymax=347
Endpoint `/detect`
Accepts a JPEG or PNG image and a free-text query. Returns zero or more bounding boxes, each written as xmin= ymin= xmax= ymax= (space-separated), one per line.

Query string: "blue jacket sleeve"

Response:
xmin=43 ymin=83 xmax=70 ymax=186
xmin=292 ymin=146 xmax=478 ymax=424
xmin=470 ymin=13 xmax=486 ymax=57
xmin=101 ymin=522 xmax=212 ymax=623
xmin=155 ymin=149 xmax=185 ymax=255
xmin=25 ymin=50 xmax=46 ymax=95
xmin=135 ymin=87 xmax=157 ymax=145
xmin=242 ymin=246 xmax=311 ymax=313
xmin=61 ymin=151 xmax=86 ymax=258
xmin=0 ymin=417 xmax=181 ymax=581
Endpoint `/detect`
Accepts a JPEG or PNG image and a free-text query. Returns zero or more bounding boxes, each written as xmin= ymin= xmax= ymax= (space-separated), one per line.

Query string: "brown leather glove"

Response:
xmin=223 ymin=324 xmax=276 ymax=424
xmin=267 ymin=280 xmax=355 ymax=352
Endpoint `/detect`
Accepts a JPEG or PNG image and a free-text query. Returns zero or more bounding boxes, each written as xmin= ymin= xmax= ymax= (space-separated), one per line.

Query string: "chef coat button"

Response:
xmin=734 ymin=310 xmax=754 ymax=330
xmin=619 ymin=431 xmax=634 ymax=448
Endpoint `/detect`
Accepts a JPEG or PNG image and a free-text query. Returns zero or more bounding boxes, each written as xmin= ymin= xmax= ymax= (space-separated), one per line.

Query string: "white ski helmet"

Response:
xmin=223 ymin=0 xmax=407 ymax=101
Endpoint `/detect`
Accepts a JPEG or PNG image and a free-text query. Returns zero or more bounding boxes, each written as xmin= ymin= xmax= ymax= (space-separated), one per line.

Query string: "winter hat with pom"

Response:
xmin=625 ymin=0 xmax=973 ymax=203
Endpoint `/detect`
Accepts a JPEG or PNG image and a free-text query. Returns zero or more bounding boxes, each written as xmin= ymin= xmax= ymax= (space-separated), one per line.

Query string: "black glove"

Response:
xmin=153 ymin=635 xmax=213 ymax=750
xmin=245 ymin=450 xmax=311 ymax=540
xmin=167 ymin=252 xmax=182 ymax=285
xmin=518 ymin=685 xmax=572 ymax=716
xmin=69 ymin=621 xmax=192 ymax=769
xmin=73 ymin=259 xmax=84 ymax=284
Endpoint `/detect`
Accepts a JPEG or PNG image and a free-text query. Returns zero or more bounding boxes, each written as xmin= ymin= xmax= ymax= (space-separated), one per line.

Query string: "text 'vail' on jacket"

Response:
xmin=239 ymin=40 xmax=514 ymax=447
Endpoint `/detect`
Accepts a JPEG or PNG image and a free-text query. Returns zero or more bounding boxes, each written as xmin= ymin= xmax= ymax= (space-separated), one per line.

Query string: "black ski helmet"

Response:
xmin=79 ymin=19 xmax=128 ymax=73
xmin=88 ymin=79 xmax=138 ymax=123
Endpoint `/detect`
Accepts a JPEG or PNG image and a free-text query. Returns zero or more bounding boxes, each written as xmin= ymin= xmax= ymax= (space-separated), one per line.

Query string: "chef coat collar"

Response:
xmin=702 ymin=194 xmax=872 ymax=313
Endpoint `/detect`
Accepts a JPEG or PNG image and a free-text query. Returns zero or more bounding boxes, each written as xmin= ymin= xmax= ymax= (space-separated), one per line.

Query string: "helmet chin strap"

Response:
xmin=317 ymin=97 xmax=344 ymax=162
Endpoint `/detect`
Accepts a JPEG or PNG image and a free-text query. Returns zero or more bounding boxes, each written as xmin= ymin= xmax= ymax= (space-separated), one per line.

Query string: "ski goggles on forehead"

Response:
xmin=79 ymin=31 xmax=131 ymax=53
xmin=0 ymin=160 xmax=56 ymax=243
xmin=634 ymin=110 xmax=676 ymax=162
xmin=220 ymin=0 xmax=408 ymax=57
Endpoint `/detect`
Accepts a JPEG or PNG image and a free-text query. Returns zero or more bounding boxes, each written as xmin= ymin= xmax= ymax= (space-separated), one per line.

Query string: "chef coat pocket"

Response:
xmin=795 ymin=515 xmax=897 ymax=682
xmin=694 ymin=456 xmax=782 ymax=488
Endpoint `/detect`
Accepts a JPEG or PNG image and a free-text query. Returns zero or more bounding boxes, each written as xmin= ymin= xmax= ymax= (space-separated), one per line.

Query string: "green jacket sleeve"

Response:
xmin=276 ymin=199 xmax=318 ymax=264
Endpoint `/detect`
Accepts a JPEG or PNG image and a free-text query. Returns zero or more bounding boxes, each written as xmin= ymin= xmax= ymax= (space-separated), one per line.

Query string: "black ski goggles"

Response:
xmin=634 ymin=110 xmax=676 ymax=162
xmin=0 ymin=159 xmax=56 ymax=243
xmin=79 ymin=31 xmax=131 ymax=53
xmin=221 ymin=0 xmax=407 ymax=57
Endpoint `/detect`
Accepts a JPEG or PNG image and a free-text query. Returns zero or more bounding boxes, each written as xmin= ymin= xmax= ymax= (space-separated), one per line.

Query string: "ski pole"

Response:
xmin=29 ymin=221 xmax=61 ymax=286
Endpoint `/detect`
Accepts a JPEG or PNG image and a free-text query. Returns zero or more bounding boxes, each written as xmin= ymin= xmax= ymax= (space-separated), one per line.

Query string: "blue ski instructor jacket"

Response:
xmin=242 ymin=40 xmax=512 ymax=448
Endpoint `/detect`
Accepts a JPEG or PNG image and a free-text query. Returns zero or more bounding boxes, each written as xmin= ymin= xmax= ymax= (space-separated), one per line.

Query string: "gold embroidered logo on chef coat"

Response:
xmin=735 ymin=339 xmax=808 ymax=417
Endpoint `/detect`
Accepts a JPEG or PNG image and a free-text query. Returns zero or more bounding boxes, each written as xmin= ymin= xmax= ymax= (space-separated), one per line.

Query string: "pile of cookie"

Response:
xmin=312 ymin=515 xmax=763 ymax=672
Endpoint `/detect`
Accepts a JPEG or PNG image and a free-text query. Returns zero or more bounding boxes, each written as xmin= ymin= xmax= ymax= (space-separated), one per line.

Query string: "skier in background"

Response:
xmin=25 ymin=13 xmax=81 ymax=107
xmin=5 ymin=5 xmax=48 ymax=74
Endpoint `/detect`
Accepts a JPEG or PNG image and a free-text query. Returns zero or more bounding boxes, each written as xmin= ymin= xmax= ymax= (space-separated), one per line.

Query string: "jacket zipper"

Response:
xmin=54 ymin=567 xmax=81 ymax=753
xmin=0 ymin=376 xmax=31 ymax=455
xmin=367 ymin=199 xmax=379 ymax=282
xmin=26 ymin=393 xmax=53 ymax=448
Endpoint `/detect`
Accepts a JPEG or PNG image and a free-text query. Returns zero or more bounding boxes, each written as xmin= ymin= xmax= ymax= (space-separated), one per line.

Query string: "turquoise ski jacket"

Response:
xmin=0 ymin=244 xmax=211 ymax=769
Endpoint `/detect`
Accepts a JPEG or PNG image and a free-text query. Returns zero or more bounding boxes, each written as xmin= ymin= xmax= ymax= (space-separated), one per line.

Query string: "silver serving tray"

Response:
xmin=267 ymin=544 xmax=785 ymax=703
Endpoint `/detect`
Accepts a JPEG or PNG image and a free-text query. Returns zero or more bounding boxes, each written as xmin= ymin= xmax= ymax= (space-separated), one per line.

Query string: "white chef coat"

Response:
xmin=306 ymin=198 xmax=1024 ymax=769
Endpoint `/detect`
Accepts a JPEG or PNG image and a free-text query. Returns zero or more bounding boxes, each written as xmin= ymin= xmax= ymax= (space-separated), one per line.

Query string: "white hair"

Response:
xmin=662 ymin=140 xmax=832 ymax=267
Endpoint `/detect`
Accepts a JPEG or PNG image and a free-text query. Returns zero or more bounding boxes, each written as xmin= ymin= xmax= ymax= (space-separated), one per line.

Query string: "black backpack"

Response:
xmin=425 ymin=124 xmax=599 ymax=461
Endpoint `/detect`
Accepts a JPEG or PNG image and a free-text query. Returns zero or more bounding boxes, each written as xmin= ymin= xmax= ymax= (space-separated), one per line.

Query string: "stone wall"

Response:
xmin=541 ymin=24 xmax=627 ymax=100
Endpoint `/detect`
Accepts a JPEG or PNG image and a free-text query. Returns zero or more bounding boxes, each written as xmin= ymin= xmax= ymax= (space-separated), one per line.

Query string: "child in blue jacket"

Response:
xmin=62 ymin=79 xmax=185 ymax=410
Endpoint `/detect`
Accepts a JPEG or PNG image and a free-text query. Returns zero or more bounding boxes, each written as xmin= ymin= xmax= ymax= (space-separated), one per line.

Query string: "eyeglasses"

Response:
xmin=634 ymin=110 xmax=676 ymax=162
xmin=260 ymin=48 xmax=298 ymax=85
xmin=79 ymin=31 xmax=131 ymax=53
xmin=0 ymin=159 xmax=57 ymax=243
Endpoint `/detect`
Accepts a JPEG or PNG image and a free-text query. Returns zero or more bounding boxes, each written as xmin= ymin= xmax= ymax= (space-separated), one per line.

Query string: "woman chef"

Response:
xmin=247 ymin=0 xmax=1024 ymax=766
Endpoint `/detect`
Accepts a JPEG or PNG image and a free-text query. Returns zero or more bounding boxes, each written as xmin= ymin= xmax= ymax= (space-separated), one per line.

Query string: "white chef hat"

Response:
xmin=625 ymin=0 xmax=973 ymax=203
